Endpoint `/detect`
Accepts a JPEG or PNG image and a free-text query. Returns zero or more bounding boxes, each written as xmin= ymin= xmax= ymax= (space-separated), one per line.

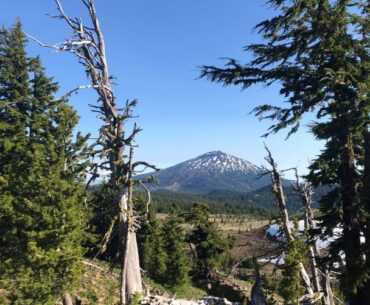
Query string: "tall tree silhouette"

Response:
xmin=201 ymin=1 xmax=370 ymax=304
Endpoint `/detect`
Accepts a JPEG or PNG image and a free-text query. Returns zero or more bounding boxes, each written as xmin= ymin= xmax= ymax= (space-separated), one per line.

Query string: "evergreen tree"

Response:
xmin=279 ymin=230 xmax=307 ymax=305
xmin=0 ymin=21 xmax=30 ymax=183
xmin=162 ymin=209 xmax=190 ymax=287
xmin=88 ymin=186 xmax=119 ymax=260
xmin=185 ymin=203 xmax=230 ymax=278
xmin=201 ymin=1 xmax=370 ymax=303
xmin=0 ymin=22 xmax=90 ymax=304
xmin=138 ymin=205 xmax=167 ymax=283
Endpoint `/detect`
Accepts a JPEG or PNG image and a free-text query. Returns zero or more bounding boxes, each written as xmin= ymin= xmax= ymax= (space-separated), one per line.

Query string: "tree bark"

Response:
xmin=119 ymin=190 xmax=130 ymax=305
xmin=127 ymin=232 xmax=142 ymax=297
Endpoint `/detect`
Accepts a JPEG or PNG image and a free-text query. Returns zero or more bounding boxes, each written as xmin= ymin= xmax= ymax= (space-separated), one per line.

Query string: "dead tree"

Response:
xmin=28 ymin=1 xmax=157 ymax=304
xmin=291 ymin=170 xmax=334 ymax=305
xmin=261 ymin=145 xmax=314 ymax=296
xmin=291 ymin=171 xmax=322 ymax=293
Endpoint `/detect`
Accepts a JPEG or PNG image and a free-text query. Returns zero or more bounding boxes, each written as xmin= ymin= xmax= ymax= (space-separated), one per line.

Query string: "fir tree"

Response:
xmin=201 ymin=1 xmax=370 ymax=303
xmin=138 ymin=205 xmax=167 ymax=283
xmin=162 ymin=209 xmax=190 ymax=287
xmin=0 ymin=21 xmax=30 ymax=184
xmin=185 ymin=203 xmax=230 ymax=278
xmin=0 ymin=22 xmax=90 ymax=304
xmin=88 ymin=187 xmax=119 ymax=260
xmin=279 ymin=229 xmax=307 ymax=305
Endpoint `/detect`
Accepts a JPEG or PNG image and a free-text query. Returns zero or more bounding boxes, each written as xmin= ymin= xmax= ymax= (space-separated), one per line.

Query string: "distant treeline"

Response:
xmin=151 ymin=191 xmax=276 ymax=218
xmin=148 ymin=184 xmax=331 ymax=217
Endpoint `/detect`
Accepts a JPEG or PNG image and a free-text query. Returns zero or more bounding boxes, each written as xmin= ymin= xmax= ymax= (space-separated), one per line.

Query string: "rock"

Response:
xmin=141 ymin=295 xmax=240 ymax=305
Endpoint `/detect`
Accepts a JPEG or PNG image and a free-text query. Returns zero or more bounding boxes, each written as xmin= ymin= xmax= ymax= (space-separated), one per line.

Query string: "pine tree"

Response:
xmin=201 ymin=1 xmax=370 ymax=303
xmin=0 ymin=22 xmax=90 ymax=304
xmin=279 ymin=229 xmax=307 ymax=305
xmin=0 ymin=21 xmax=30 ymax=184
xmin=185 ymin=203 xmax=230 ymax=278
xmin=138 ymin=205 xmax=167 ymax=283
xmin=162 ymin=209 xmax=190 ymax=287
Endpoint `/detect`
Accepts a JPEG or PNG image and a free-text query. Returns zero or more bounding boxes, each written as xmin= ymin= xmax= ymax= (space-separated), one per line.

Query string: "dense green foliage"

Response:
xmin=201 ymin=1 xmax=370 ymax=303
xmin=0 ymin=22 xmax=90 ymax=304
xmin=87 ymin=186 xmax=118 ymax=260
xmin=185 ymin=203 xmax=232 ymax=278
xmin=138 ymin=205 xmax=167 ymax=283
xmin=162 ymin=209 xmax=191 ymax=286
xmin=138 ymin=206 xmax=190 ymax=288
xmin=138 ymin=203 xmax=234 ymax=287
xmin=279 ymin=231 xmax=307 ymax=305
xmin=152 ymin=191 xmax=275 ymax=216
xmin=150 ymin=185 xmax=331 ymax=216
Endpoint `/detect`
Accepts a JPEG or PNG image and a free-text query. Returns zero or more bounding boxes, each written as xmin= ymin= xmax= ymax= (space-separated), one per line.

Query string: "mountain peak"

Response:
xmin=188 ymin=151 xmax=261 ymax=174
xmin=141 ymin=151 xmax=270 ymax=194
xmin=203 ymin=150 xmax=227 ymax=156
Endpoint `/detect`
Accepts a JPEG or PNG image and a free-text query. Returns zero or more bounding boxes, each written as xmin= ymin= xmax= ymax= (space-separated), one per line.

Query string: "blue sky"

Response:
xmin=0 ymin=1 xmax=323 ymax=177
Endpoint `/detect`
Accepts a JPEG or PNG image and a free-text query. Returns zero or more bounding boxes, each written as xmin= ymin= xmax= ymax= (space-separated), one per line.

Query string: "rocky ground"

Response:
xmin=141 ymin=295 xmax=240 ymax=305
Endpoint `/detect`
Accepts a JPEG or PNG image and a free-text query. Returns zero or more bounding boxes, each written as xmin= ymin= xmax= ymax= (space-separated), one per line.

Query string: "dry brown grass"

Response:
xmin=156 ymin=213 xmax=269 ymax=234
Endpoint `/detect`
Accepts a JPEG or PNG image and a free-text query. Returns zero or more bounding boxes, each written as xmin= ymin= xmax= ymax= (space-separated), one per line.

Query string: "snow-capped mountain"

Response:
xmin=186 ymin=151 xmax=262 ymax=174
xmin=142 ymin=151 xmax=272 ymax=194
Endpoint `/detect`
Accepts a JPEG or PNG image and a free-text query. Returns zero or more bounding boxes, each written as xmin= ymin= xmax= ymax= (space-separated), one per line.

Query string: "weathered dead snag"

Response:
xmin=260 ymin=145 xmax=314 ymax=296
xmin=27 ymin=1 xmax=158 ymax=304
xmin=291 ymin=170 xmax=334 ymax=305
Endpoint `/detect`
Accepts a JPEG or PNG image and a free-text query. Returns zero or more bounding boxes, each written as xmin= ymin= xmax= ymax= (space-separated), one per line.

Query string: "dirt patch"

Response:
xmin=231 ymin=225 xmax=282 ymax=261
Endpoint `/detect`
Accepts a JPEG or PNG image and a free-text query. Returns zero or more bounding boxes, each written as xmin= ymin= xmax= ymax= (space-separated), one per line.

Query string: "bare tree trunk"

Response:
xmin=119 ymin=146 xmax=143 ymax=304
xmin=120 ymin=231 xmax=143 ymax=303
xmin=322 ymin=270 xmax=334 ymax=305
xmin=263 ymin=146 xmax=314 ymax=296
xmin=119 ymin=190 xmax=130 ymax=305
xmin=127 ymin=232 xmax=142 ymax=297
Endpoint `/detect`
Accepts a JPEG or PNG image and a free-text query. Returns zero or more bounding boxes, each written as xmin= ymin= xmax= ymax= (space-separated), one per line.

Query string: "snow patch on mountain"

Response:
xmin=185 ymin=151 xmax=262 ymax=174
